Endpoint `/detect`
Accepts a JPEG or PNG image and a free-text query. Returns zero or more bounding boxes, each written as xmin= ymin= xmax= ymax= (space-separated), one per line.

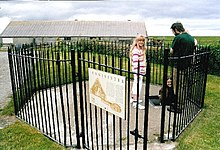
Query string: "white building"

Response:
xmin=0 ymin=20 xmax=147 ymax=45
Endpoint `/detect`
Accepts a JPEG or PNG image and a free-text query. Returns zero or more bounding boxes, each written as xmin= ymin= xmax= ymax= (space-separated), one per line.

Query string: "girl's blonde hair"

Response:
xmin=130 ymin=34 xmax=147 ymax=58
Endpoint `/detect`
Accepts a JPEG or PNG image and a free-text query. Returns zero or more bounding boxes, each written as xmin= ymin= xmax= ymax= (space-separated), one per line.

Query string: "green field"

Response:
xmin=177 ymin=75 xmax=220 ymax=150
xmin=149 ymin=36 xmax=220 ymax=45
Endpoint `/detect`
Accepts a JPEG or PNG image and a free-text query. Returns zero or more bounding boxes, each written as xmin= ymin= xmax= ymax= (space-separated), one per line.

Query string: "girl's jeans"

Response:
xmin=131 ymin=74 xmax=143 ymax=96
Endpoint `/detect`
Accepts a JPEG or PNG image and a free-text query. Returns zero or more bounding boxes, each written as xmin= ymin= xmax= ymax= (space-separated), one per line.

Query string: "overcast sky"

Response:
xmin=0 ymin=0 xmax=220 ymax=36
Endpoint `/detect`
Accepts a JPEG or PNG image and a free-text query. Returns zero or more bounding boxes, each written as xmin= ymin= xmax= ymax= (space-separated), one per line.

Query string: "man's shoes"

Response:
xmin=133 ymin=102 xmax=145 ymax=110
xmin=167 ymin=105 xmax=182 ymax=113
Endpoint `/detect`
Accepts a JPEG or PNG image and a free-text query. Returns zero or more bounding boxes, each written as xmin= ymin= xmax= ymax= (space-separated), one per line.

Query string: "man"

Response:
xmin=170 ymin=22 xmax=195 ymax=58
xmin=169 ymin=22 xmax=195 ymax=113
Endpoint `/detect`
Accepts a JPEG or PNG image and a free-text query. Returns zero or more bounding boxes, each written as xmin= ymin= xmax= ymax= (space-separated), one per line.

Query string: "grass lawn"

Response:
xmin=176 ymin=75 xmax=220 ymax=150
xmin=0 ymin=75 xmax=219 ymax=149
xmin=0 ymin=102 xmax=67 ymax=149
xmin=0 ymin=121 xmax=66 ymax=150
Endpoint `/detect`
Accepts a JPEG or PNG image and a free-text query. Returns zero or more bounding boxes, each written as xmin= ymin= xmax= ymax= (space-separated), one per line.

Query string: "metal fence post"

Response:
xmin=77 ymin=42 xmax=86 ymax=148
xmin=143 ymin=57 xmax=151 ymax=150
xmin=160 ymin=48 xmax=169 ymax=143
xmin=71 ymin=47 xmax=81 ymax=149
xmin=8 ymin=45 xmax=18 ymax=115
xmin=56 ymin=51 xmax=67 ymax=146
xmin=201 ymin=50 xmax=210 ymax=108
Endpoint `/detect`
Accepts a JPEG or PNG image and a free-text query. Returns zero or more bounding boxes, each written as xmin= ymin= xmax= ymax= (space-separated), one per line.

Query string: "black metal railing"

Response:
xmin=160 ymin=48 xmax=210 ymax=142
xmin=7 ymin=39 xmax=210 ymax=149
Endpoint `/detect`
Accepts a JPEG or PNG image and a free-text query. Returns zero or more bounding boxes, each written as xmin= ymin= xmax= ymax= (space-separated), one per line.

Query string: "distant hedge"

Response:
xmin=208 ymin=43 xmax=220 ymax=75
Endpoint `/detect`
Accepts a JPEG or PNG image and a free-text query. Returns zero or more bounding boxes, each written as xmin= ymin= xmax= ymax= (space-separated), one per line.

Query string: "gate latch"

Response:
xmin=130 ymin=129 xmax=144 ymax=139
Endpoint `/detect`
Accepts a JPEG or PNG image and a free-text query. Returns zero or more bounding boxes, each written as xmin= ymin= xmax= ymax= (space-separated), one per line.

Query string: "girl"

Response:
xmin=130 ymin=34 xmax=147 ymax=110
xmin=158 ymin=76 xmax=175 ymax=105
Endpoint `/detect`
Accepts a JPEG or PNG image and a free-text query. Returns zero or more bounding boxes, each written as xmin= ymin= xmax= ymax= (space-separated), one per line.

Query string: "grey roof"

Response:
xmin=0 ymin=20 xmax=147 ymax=38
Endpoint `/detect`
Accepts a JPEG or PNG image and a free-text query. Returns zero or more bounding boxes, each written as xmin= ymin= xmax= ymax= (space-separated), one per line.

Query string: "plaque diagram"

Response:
xmin=90 ymin=78 xmax=121 ymax=113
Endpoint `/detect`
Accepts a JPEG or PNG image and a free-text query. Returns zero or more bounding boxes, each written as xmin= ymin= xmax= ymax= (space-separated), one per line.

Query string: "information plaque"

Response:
xmin=89 ymin=68 xmax=126 ymax=119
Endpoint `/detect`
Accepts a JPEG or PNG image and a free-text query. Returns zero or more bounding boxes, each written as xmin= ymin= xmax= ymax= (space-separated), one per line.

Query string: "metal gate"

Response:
xmin=71 ymin=40 xmax=151 ymax=149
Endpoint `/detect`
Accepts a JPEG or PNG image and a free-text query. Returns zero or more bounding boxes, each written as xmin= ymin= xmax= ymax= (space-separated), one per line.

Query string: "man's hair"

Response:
xmin=170 ymin=22 xmax=185 ymax=32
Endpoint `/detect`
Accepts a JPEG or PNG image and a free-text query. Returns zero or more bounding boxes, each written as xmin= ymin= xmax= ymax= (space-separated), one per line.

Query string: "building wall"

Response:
xmin=3 ymin=37 xmax=134 ymax=46
xmin=2 ymin=38 xmax=13 ymax=44
xmin=13 ymin=37 xmax=57 ymax=45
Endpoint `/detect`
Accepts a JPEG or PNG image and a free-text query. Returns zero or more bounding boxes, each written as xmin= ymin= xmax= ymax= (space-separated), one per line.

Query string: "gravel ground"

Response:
xmin=0 ymin=51 xmax=12 ymax=109
xmin=0 ymin=51 xmax=16 ymax=130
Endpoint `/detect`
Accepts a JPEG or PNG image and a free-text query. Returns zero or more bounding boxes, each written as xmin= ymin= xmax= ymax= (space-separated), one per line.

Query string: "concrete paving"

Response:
xmin=0 ymin=52 xmax=12 ymax=109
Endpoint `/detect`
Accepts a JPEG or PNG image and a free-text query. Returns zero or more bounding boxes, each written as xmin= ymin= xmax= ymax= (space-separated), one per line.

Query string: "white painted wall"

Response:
xmin=2 ymin=38 xmax=13 ymax=43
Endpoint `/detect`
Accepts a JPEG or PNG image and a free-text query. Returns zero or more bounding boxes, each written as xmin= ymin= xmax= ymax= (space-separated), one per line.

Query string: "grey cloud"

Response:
xmin=1 ymin=1 xmax=220 ymax=21
xmin=0 ymin=0 xmax=220 ymax=36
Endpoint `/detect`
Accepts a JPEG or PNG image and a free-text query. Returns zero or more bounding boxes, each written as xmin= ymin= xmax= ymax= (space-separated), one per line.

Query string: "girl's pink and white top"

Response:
xmin=131 ymin=47 xmax=146 ymax=75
